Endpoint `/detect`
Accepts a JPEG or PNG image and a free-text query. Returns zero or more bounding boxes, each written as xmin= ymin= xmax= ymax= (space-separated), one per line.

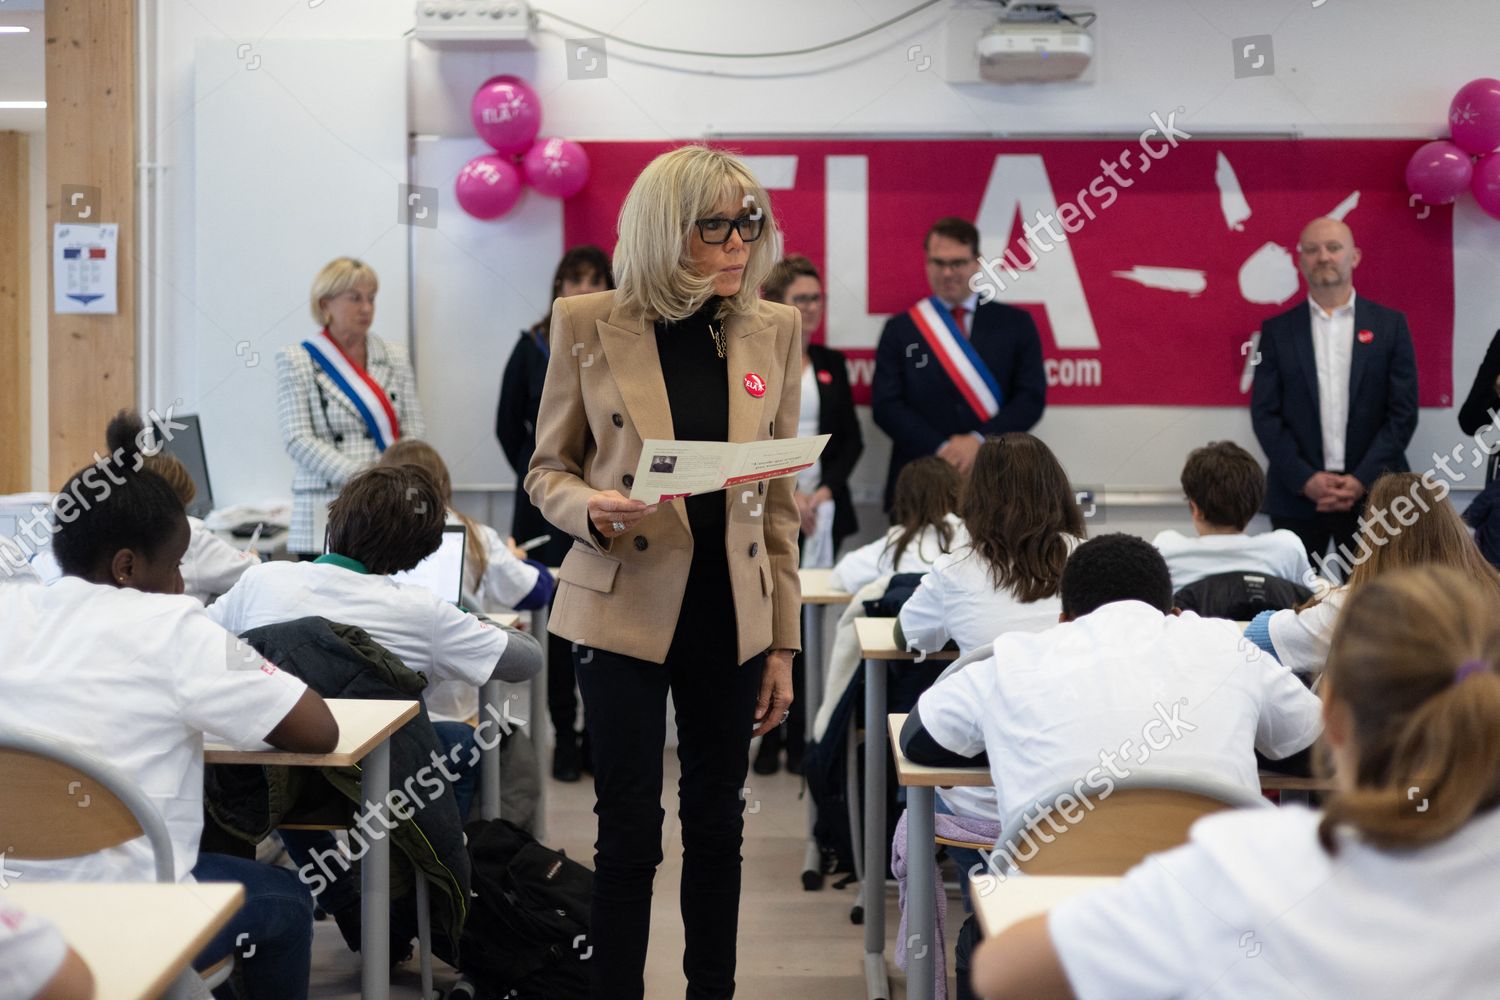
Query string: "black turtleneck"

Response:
xmin=655 ymin=297 xmax=735 ymax=643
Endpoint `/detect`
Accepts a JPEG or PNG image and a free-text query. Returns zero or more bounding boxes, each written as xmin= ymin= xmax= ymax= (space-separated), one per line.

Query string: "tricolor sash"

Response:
xmin=301 ymin=328 xmax=402 ymax=451
xmin=907 ymin=297 xmax=1003 ymax=422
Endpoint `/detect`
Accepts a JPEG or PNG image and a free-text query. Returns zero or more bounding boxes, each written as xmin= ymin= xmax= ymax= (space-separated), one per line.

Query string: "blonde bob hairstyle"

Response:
xmin=613 ymin=145 xmax=779 ymax=322
xmin=309 ymin=257 xmax=379 ymax=327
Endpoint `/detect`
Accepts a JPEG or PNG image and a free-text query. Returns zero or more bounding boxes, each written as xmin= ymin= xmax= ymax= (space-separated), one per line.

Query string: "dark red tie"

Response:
xmin=951 ymin=305 xmax=969 ymax=337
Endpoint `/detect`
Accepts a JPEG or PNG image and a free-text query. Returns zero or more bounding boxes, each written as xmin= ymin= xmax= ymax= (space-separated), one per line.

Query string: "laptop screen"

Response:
xmin=390 ymin=525 xmax=467 ymax=605
xmin=158 ymin=414 xmax=215 ymax=519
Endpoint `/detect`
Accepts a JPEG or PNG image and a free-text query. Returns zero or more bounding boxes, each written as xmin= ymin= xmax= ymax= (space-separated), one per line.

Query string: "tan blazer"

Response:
xmin=525 ymin=290 xmax=804 ymax=665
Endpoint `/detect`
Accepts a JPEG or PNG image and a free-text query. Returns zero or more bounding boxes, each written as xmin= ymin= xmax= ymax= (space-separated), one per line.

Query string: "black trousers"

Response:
xmin=547 ymin=627 xmax=581 ymax=742
xmin=1272 ymin=509 xmax=1364 ymax=582
xmin=574 ymin=634 xmax=764 ymax=1000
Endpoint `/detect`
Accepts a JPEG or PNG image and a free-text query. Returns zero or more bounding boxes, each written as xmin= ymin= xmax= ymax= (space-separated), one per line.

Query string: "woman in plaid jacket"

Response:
xmin=275 ymin=258 xmax=424 ymax=555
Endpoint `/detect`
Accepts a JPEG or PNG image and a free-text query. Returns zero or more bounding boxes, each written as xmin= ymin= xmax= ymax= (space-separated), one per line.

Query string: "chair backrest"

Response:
xmin=1173 ymin=571 xmax=1312 ymax=621
xmin=994 ymin=768 xmax=1270 ymax=877
xmin=0 ymin=728 xmax=176 ymax=882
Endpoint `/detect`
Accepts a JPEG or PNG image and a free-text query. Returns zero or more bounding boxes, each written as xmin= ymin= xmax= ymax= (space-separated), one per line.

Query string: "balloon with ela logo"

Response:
xmin=470 ymin=75 xmax=541 ymax=155
xmin=455 ymin=154 xmax=522 ymax=220
xmin=523 ymin=137 xmax=591 ymax=199
xmin=1449 ymin=78 xmax=1500 ymax=157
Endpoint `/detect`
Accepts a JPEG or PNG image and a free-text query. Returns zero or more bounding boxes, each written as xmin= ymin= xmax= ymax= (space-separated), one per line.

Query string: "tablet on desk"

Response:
xmin=391 ymin=524 xmax=467 ymax=605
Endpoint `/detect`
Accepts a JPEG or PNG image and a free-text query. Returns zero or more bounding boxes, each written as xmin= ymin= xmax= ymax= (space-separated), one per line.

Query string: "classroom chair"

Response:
xmin=0 ymin=727 xmax=235 ymax=998
xmin=991 ymin=769 xmax=1271 ymax=877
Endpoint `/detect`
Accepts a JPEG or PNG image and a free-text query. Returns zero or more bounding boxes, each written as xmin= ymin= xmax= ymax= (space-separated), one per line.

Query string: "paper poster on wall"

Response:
xmin=53 ymin=223 xmax=118 ymax=314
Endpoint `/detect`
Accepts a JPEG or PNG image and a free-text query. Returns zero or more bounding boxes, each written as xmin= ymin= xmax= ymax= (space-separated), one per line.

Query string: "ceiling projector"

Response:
xmin=976 ymin=8 xmax=1094 ymax=83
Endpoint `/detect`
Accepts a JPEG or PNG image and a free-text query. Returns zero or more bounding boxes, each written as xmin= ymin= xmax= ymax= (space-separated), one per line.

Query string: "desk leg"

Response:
xmin=530 ymin=603 xmax=549 ymax=841
xmin=864 ymin=656 xmax=889 ymax=1000
xmin=361 ymin=741 xmax=392 ymax=1000
xmin=480 ymin=679 xmax=503 ymax=821
xmin=802 ymin=604 xmax=826 ymax=890
xmin=846 ymin=703 xmax=865 ymax=922
xmin=906 ymin=785 xmax=936 ymax=1000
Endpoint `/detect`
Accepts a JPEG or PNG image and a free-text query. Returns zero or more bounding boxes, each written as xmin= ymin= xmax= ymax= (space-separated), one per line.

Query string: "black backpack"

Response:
xmin=453 ymin=818 xmax=592 ymax=999
xmin=1172 ymin=570 xmax=1312 ymax=621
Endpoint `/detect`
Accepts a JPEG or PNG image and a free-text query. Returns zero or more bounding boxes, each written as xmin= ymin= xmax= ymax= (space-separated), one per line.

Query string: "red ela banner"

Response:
xmin=563 ymin=138 xmax=1454 ymax=407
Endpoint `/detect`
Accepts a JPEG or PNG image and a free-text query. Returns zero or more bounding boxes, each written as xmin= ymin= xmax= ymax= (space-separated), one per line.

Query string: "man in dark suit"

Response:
xmin=1250 ymin=217 xmax=1418 ymax=577
xmin=871 ymin=217 xmax=1047 ymax=509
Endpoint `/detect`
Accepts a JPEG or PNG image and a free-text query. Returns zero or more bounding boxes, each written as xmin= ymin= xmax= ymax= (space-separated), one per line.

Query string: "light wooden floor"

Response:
xmin=307 ymin=740 xmax=965 ymax=998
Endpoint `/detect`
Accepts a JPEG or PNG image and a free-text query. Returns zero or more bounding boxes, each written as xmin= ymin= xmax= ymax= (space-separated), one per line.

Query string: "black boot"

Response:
xmin=752 ymin=732 xmax=781 ymax=775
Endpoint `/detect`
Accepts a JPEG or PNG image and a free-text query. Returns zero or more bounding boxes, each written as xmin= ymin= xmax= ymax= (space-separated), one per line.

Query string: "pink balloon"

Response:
xmin=1473 ymin=154 xmax=1500 ymax=221
xmin=455 ymin=154 xmax=523 ymax=220
xmin=522 ymin=137 xmax=591 ymax=199
xmin=1405 ymin=140 xmax=1474 ymax=205
xmin=1450 ymin=78 xmax=1500 ymax=156
xmin=470 ymin=75 xmax=542 ymax=155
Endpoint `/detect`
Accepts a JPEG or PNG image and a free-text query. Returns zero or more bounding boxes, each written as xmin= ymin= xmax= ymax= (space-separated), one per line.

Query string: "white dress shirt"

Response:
xmin=1309 ymin=290 xmax=1356 ymax=472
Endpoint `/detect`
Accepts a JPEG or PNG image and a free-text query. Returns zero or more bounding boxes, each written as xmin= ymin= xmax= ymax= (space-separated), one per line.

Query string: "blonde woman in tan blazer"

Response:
xmin=526 ymin=145 xmax=801 ymax=999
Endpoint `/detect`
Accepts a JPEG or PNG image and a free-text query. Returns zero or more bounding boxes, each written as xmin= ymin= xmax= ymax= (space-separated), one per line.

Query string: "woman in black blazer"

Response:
xmin=495 ymin=244 xmax=612 ymax=781
xmin=756 ymin=254 xmax=864 ymax=774
xmin=1459 ymin=328 xmax=1500 ymax=487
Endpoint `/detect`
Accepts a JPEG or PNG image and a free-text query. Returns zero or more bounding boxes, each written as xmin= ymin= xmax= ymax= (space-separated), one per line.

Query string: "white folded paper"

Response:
xmin=628 ymin=435 xmax=831 ymax=505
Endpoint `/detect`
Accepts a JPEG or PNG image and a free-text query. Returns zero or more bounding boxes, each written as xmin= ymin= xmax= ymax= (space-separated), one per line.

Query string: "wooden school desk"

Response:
xmin=887 ymin=713 xmax=990 ymax=1000
xmin=797 ymin=567 xmax=854 ymax=888
xmin=853 ymin=618 xmax=957 ymax=1000
xmin=5 ymin=881 xmax=244 ymax=1000
xmin=970 ymin=874 xmax=1121 ymax=937
xmin=206 ymin=698 xmax=418 ymax=1000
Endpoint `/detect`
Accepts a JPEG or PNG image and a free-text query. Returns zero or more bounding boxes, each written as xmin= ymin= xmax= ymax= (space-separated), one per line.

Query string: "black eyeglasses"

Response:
xmin=694 ymin=215 xmax=765 ymax=245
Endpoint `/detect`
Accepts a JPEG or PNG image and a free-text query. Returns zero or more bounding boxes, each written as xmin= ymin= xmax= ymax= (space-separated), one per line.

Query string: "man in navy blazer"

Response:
xmin=1250 ymin=217 xmax=1418 ymax=576
xmin=872 ymin=217 xmax=1047 ymax=509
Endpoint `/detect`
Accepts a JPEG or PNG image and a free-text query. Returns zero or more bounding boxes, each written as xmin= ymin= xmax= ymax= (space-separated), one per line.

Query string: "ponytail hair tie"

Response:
xmin=1455 ymin=659 xmax=1489 ymax=685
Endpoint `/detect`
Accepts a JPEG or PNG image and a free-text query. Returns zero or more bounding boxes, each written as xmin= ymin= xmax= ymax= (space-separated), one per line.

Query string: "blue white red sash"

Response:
xmin=301 ymin=328 xmax=401 ymax=451
xmin=907 ymin=297 xmax=1003 ymax=422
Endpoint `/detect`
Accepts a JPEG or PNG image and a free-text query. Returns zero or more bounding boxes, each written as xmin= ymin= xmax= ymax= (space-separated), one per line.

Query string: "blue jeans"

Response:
xmin=280 ymin=721 xmax=478 ymax=915
xmin=192 ymin=852 xmax=314 ymax=1000
xmin=934 ymin=795 xmax=982 ymax=914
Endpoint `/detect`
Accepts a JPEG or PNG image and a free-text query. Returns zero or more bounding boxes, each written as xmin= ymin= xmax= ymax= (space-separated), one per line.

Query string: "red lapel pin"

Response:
xmin=816 ymin=369 xmax=833 ymax=384
xmin=744 ymin=373 xmax=766 ymax=398
xmin=1357 ymin=329 xmax=1374 ymax=344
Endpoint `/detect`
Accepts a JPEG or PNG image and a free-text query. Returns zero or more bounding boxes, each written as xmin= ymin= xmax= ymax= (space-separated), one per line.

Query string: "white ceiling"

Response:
xmin=0 ymin=9 xmax=44 ymax=133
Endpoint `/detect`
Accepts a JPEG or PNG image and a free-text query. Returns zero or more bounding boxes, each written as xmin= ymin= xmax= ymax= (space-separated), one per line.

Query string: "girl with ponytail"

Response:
xmin=969 ymin=564 xmax=1500 ymax=1000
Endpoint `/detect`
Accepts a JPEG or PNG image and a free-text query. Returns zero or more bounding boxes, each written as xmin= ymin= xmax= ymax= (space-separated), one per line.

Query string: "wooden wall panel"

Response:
xmin=45 ymin=0 xmax=135 ymax=485
xmin=0 ymin=132 xmax=28 ymax=492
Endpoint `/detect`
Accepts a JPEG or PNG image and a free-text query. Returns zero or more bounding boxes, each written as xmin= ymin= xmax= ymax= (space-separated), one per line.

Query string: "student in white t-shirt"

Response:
xmin=1152 ymin=440 xmax=1311 ymax=592
xmin=208 ymin=463 xmax=541 ymax=949
xmin=973 ymin=564 xmax=1500 ymax=1000
xmin=1 ymin=445 xmax=338 ymax=1000
xmin=904 ymin=533 xmax=1320 ymax=964
xmin=829 ymin=456 xmax=965 ymax=594
xmin=899 ymin=433 xmax=1085 ymax=657
xmin=379 ymin=439 xmax=554 ymax=723
xmin=1245 ymin=472 xmax=1500 ymax=674
xmin=0 ymin=904 xmax=93 ymax=1000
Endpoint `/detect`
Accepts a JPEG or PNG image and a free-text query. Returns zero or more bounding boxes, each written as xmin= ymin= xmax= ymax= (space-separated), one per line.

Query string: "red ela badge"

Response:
xmin=743 ymin=373 xmax=766 ymax=397
xmin=1357 ymin=329 xmax=1374 ymax=344
xmin=817 ymin=369 xmax=833 ymax=385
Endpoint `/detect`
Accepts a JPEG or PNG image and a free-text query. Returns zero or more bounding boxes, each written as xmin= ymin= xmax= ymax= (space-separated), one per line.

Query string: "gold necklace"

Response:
xmin=709 ymin=321 xmax=726 ymax=359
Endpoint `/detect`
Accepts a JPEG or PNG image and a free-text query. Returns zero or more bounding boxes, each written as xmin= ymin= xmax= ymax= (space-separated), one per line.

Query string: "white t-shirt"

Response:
xmin=899 ymin=537 xmax=1081 ymax=656
xmin=829 ymin=515 xmax=966 ymax=595
xmin=1152 ymin=528 xmax=1313 ymax=593
xmin=183 ymin=516 xmax=260 ymax=604
xmin=461 ymin=517 xmax=542 ymax=612
xmin=1049 ymin=804 xmax=1500 ymax=999
xmin=1268 ymin=587 xmax=1346 ymax=674
xmin=207 ymin=559 xmax=515 ymax=687
xmin=0 ymin=904 xmax=68 ymax=1000
xmin=0 ymin=577 xmax=307 ymax=883
xmin=795 ymin=362 xmax=822 ymax=494
xmin=916 ymin=601 xmax=1322 ymax=823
